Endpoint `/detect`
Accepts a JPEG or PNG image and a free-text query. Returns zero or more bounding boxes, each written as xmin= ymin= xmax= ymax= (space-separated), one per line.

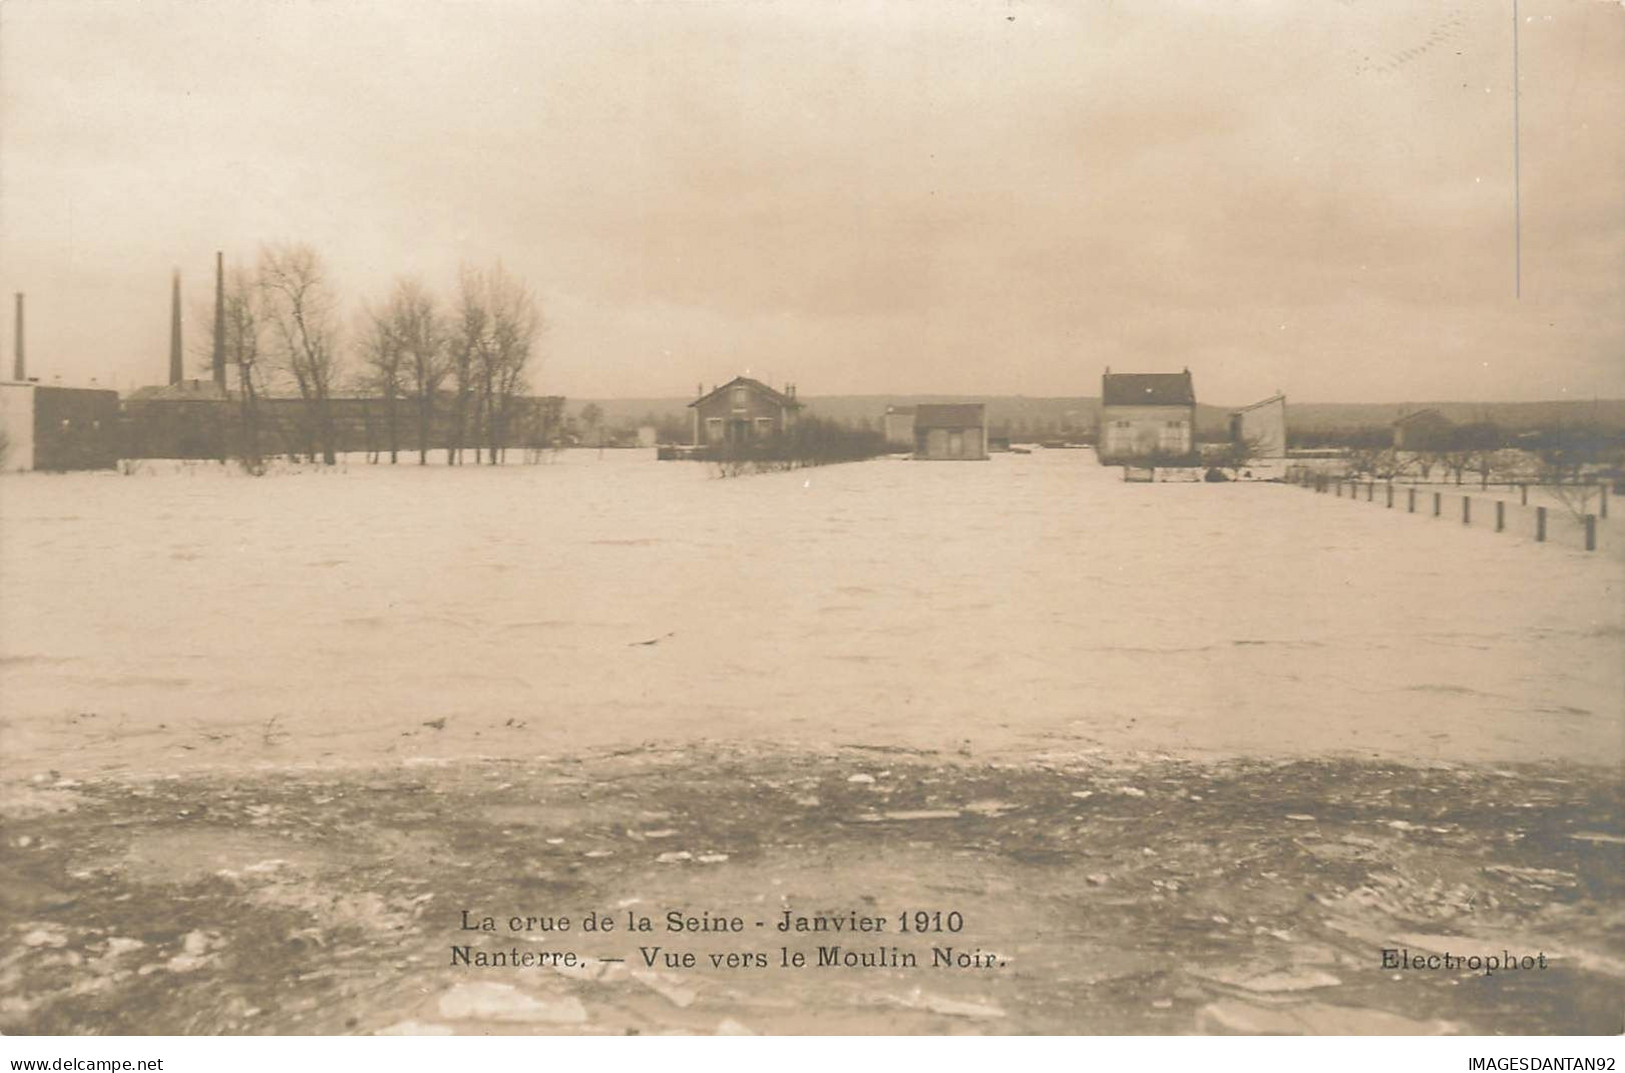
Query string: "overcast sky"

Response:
xmin=1 ymin=0 xmax=1620 ymax=404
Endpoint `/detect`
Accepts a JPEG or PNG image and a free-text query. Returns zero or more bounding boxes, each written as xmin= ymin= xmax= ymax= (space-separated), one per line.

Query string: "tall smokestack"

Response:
xmin=169 ymin=271 xmax=184 ymax=385
xmin=11 ymin=293 xmax=22 ymax=381
xmin=212 ymin=251 xmax=226 ymax=387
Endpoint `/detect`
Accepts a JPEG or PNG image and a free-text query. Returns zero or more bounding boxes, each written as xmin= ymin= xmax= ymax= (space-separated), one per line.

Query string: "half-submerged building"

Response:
xmin=1229 ymin=393 xmax=1287 ymax=460
xmin=688 ymin=376 xmax=802 ymax=447
xmin=1 ymin=294 xmax=121 ymax=472
xmin=912 ymin=403 xmax=988 ymax=461
xmin=1098 ymin=368 xmax=1197 ymax=464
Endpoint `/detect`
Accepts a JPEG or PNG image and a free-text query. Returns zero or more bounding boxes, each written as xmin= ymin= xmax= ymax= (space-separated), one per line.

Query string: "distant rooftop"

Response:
xmin=1231 ymin=393 xmax=1286 ymax=415
xmin=914 ymin=403 xmax=985 ymax=427
xmin=1101 ymin=370 xmax=1195 ymax=408
xmin=688 ymin=375 xmax=800 ymax=409
xmin=1393 ymin=408 xmax=1451 ymax=427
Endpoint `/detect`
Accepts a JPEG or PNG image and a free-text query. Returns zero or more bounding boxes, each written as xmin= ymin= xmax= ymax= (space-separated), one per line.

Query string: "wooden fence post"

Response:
xmin=1367 ymin=482 xmax=1374 ymax=501
xmin=1601 ymin=486 xmax=1609 ymax=520
xmin=1386 ymin=483 xmax=1394 ymax=508
xmin=1521 ymin=484 xmax=1528 ymax=506
xmin=1462 ymin=497 xmax=1471 ymax=525
xmin=1433 ymin=492 xmax=1441 ymax=517
xmin=1586 ymin=514 xmax=1597 ymax=552
xmin=1336 ymin=481 xmax=1342 ymax=497
xmin=1496 ymin=501 xmax=1504 ymax=532
xmin=1408 ymin=488 xmax=1416 ymax=513
xmin=1536 ymin=506 xmax=1546 ymax=542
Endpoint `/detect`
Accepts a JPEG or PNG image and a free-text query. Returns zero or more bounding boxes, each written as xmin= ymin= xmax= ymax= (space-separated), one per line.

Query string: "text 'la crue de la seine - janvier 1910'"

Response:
xmin=451 ymin=907 xmax=1004 ymax=971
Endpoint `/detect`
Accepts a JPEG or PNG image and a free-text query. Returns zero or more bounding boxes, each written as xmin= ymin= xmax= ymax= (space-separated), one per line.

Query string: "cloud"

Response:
xmin=0 ymin=0 xmax=1620 ymax=401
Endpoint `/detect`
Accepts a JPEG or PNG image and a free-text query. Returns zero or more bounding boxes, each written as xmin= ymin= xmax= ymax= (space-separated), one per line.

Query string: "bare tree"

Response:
xmin=222 ymin=267 xmax=268 ymax=474
xmin=380 ymin=279 xmax=449 ymax=466
xmin=357 ymin=297 xmax=407 ymax=464
xmin=1347 ymin=445 xmax=1405 ymax=481
xmin=1426 ymin=423 xmax=1504 ymax=487
xmin=1535 ymin=423 xmax=1615 ymax=521
xmin=193 ymin=264 xmax=268 ymax=473
xmin=454 ymin=263 xmax=542 ymax=465
xmin=1220 ymin=432 xmax=1268 ymax=480
xmin=447 ymin=271 xmax=486 ymax=465
xmin=259 ymin=243 xmax=343 ymax=465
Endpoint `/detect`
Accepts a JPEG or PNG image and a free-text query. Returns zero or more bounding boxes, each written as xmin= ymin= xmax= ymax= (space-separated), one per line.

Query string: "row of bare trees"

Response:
xmin=206 ymin=243 xmax=542 ymax=472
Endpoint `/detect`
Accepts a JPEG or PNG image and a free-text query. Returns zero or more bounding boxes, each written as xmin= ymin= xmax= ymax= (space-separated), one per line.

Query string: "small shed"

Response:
xmin=913 ymin=403 xmax=988 ymax=461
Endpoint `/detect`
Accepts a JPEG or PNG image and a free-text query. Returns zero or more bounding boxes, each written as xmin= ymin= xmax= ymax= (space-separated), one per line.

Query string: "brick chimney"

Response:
xmin=11 ymin=293 xmax=22 ymax=382
xmin=169 ymin=271 xmax=184 ymax=385
xmin=212 ymin=251 xmax=226 ymax=387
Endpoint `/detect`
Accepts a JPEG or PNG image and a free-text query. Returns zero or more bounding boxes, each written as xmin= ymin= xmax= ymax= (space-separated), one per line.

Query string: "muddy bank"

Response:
xmin=2 ymin=744 xmax=1620 ymax=1035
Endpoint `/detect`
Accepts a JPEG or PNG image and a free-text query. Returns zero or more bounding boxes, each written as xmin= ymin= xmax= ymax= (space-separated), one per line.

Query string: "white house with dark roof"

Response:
xmin=1098 ymin=368 xmax=1197 ymax=464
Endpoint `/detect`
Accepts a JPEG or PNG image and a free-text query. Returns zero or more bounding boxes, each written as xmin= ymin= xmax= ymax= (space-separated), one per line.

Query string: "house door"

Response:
xmin=729 ymin=419 xmax=750 ymax=444
xmin=948 ymin=431 xmax=964 ymax=458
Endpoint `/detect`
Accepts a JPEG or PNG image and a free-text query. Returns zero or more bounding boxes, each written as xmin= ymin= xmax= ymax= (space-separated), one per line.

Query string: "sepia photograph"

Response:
xmin=0 ymin=0 xmax=1621 ymax=1057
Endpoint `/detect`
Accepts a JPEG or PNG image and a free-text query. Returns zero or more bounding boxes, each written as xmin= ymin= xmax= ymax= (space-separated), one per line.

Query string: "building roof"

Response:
xmin=687 ymin=375 xmax=800 ymax=409
xmin=1393 ymin=408 xmax=1451 ymax=427
xmin=914 ymin=403 xmax=985 ymax=427
xmin=1101 ymin=370 xmax=1195 ymax=408
xmin=1231 ymin=393 xmax=1285 ymax=415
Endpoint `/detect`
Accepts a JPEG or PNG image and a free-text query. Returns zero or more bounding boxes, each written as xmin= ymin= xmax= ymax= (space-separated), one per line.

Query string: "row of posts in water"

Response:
xmin=1293 ymin=471 xmax=1604 ymax=553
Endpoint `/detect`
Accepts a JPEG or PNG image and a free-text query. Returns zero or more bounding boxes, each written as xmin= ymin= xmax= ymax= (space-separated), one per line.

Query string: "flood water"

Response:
xmin=1 ymin=450 xmax=1619 ymax=777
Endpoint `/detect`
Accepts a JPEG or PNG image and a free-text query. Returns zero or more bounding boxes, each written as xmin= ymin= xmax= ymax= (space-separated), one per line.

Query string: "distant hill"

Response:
xmin=570 ymin=394 xmax=1625 ymax=438
xmin=1273 ymin=399 xmax=1625 ymax=435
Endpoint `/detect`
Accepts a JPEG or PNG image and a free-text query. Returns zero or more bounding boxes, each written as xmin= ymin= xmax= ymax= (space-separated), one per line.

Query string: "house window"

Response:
xmin=706 ymin=417 xmax=724 ymax=443
xmin=754 ymin=417 xmax=774 ymax=434
xmin=1166 ymin=420 xmax=1184 ymax=429
xmin=732 ymin=387 xmax=748 ymax=408
xmin=1115 ymin=420 xmax=1130 ymax=429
